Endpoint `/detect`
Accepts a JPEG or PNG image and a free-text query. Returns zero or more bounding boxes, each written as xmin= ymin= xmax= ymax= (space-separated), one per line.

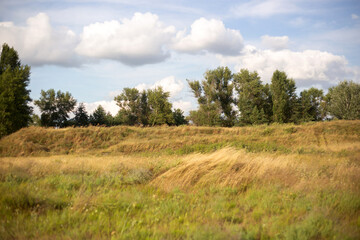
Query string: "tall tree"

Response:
xmin=173 ymin=108 xmax=188 ymax=126
xmin=74 ymin=103 xmax=89 ymax=127
xmin=147 ymin=87 xmax=174 ymax=126
xmin=188 ymin=66 xmax=235 ymax=126
xmin=299 ymin=87 xmax=324 ymax=122
xmin=89 ymin=105 xmax=107 ymax=126
xmin=249 ymin=106 xmax=267 ymax=125
xmin=233 ymin=69 xmax=271 ymax=125
xmin=326 ymin=80 xmax=360 ymax=120
xmin=105 ymin=112 xmax=115 ymax=126
xmin=270 ymin=70 xmax=298 ymax=123
xmin=114 ymin=88 xmax=149 ymax=125
xmin=187 ymin=79 xmax=221 ymax=126
xmin=0 ymin=43 xmax=32 ymax=137
xmin=35 ymin=89 xmax=76 ymax=128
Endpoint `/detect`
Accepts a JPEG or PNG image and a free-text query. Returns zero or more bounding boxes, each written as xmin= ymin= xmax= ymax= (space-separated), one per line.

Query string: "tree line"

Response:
xmin=187 ymin=67 xmax=360 ymax=126
xmin=1 ymin=43 xmax=360 ymax=137
xmin=32 ymin=87 xmax=188 ymax=128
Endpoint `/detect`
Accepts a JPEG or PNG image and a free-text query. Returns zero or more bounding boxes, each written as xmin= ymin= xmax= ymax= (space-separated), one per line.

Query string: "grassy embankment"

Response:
xmin=0 ymin=121 xmax=359 ymax=239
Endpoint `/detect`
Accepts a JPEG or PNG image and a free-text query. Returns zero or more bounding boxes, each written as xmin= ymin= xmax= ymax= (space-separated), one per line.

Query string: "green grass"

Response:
xmin=0 ymin=121 xmax=359 ymax=239
xmin=1 ymin=175 xmax=358 ymax=239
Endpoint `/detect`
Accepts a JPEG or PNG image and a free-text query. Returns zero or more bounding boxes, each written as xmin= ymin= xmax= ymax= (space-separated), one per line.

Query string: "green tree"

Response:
xmin=188 ymin=66 xmax=235 ymax=126
xmin=233 ymin=69 xmax=271 ymax=125
xmin=34 ymin=89 xmax=77 ymax=128
xmin=114 ymin=88 xmax=149 ymax=125
xmin=113 ymin=111 xmax=124 ymax=126
xmin=299 ymin=87 xmax=324 ymax=122
xmin=249 ymin=106 xmax=267 ymax=125
xmin=90 ymin=105 xmax=107 ymax=126
xmin=74 ymin=103 xmax=89 ymax=127
xmin=173 ymin=108 xmax=188 ymax=126
xmin=188 ymin=104 xmax=221 ymax=126
xmin=105 ymin=112 xmax=115 ymax=126
xmin=0 ymin=43 xmax=32 ymax=137
xmin=270 ymin=70 xmax=298 ymax=123
xmin=326 ymin=80 xmax=360 ymax=120
xmin=147 ymin=87 xmax=174 ymax=126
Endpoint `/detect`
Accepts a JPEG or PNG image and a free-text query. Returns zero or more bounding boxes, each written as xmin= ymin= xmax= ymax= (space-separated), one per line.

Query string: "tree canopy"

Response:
xmin=114 ymin=88 xmax=149 ymax=126
xmin=270 ymin=70 xmax=298 ymax=123
xmin=89 ymin=105 xmax=107 ymax=126
xmin=0 ymin=43 xmax=32 ymax=137
xmin=188 ymin=66 xmax=235 ymax=126
xmin=233 ymin=69 xmax=271 ymax=125
xmin=147 ymin=87 xmax=174 ymax=126
xmin=326 ymin=80 xmax=360 ymax=120
xmin=299 ymin=88 xmax=324 ymax=122
xmin=74 ymin=103 xmax=89 ymax=127
xmin=35 ymin=89 xmax=76 ymax=128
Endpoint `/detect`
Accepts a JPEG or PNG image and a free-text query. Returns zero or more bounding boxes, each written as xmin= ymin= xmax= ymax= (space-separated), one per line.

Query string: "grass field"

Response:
xmin=0 ymin=121 xmax=360 ymax=239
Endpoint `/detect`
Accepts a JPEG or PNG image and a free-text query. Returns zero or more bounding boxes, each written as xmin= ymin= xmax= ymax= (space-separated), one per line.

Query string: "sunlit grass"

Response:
xmin=0 ymin=120 xmax=359 ymax=239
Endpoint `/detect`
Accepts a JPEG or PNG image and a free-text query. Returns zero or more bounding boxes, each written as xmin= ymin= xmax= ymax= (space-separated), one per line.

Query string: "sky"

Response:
xmin=1 ymin=0 xmax=360 ymax=115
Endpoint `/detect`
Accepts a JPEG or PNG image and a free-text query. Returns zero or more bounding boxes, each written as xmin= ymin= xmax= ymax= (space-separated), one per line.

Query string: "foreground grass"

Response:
xmin=0 ymin=121 xmax=360 ymax=239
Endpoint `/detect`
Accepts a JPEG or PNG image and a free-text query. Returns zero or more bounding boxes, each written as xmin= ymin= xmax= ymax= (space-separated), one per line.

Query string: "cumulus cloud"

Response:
xmin=83 ymin=100 xmax=119 ymax=116
xmin=172 ymin=18 xmax=244 ymax=55
xmin=76 ymin=12 xmax=176 ymax=66
xmin=0 ymin=13 xmax=78 ymax=66
xmin=135 ymin=76 xmax=184 ymax=98
xmin=219 ymin=45 xmax=359 ymax=87
xmin=261 ymin=35 xmax=289 ymax=50
xmin=232 ymin=0 xmax=300 ymax=18
xmin=172 ymin=100 xmax=192 ymax=113
xmin=352 ymin=14 xmax=359 ymax=20
xmin=108 ymin=90 xmax=123 ymax=99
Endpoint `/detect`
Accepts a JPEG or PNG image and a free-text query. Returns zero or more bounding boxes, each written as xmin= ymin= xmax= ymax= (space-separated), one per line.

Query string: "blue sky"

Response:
xmin=1 ymin=0 xmax=359 ymax=115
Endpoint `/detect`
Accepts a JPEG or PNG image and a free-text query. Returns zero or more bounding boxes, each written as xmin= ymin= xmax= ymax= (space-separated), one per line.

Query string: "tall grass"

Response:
xmin=0 ymin=120 xmax=359 ymax=239
xmin=1 ymin=120 xmax=360 ymax=157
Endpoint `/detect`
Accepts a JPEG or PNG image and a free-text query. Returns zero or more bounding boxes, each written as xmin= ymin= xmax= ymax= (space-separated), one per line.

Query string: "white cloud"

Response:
xmin=261 ymin=35 xmax=289 ymax=50
xmin=29 ymin=101 xmax=41 ymax=116
xmin=0 ymin=13 xmax=78 ymax=66
xmin=135 ymin=76 xmax=184 ymax=98
xmin=83 ymin=100 xmax=119 ymax=116
xmin=172 ymin=100 xmax=192 ymax=113
xmin=232 ymin=0 xmax=300 ymax=18
xmin=219 ymin=45 xmax=359 ymax=87
xmin=76 ymin=12 xmax=176 ymax=66
xmin=108 ymin=90 xmax=123 ymax=99
xmin=352 ymin=14 xmax=359 ymax=20
xmin=172 ymin=18 xmax=244 ymax=55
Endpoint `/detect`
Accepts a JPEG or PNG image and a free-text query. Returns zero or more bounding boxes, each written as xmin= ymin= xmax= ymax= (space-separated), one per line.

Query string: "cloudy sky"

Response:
xmin=1 ymin=0 xmax=359 ymax=115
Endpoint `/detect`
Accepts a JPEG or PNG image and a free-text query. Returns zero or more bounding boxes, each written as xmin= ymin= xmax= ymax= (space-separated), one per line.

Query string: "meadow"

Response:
xmin=0 ymin=121 xmax=359 ymax=239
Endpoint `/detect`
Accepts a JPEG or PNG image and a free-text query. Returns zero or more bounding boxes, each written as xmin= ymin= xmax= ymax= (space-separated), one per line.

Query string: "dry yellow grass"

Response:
xmin=1 ymin=120 xmax=359 ymax=192
xmin=1 ymin=120 xmax=360 ymax=157
xmin=0 ymin=154 xmax=180 ymax=177
xmin=151 ymin=148 xmax=360 ymax=192
xmin=2 ymin=147 xmax=359 ymax=194
xmin=1 ymin=121 xmax=360 ymax=239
